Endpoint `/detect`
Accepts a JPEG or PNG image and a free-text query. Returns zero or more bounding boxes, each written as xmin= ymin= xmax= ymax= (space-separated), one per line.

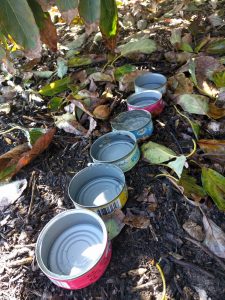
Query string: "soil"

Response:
xmin=1 ymin=1 xmax=225 ymax=299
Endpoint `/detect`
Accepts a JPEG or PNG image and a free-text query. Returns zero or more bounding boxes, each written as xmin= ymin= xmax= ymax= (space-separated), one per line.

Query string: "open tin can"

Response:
xmin=68 ymin=163 xmax=128 ymax=216
xmin=127 ymin=90 xmax=164 ymax=116
xmin=90 ymin=131 xmax=140 ymax=172
xmin=111 ymin=110 xmax=153 ymax=140
xmin=134 ymin=72 xmax=167 ymax=94
xmin=36 ymin=209 xmax=112 ymax=290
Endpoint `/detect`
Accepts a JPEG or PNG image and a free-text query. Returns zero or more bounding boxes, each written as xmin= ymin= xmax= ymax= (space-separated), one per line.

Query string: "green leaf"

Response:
xmin=57 ymin=57 xmax=68 ymax=79
xmin=33 ymin=70 xmax=53 ymax=78
xmin=68 ymin=55 xmax=93 ymax=67
xmin=177 ymin=94 xmax=209 ymax=115
xmin=167 ymin=155 xmax=186 ymax=178
xmin=206 ymin=39 xmax=225 ymax=55
xmin=202 ymin=167 xmax=225 ymax=211
xmin=180 ymin=42 xmax=193 ymax=53
xmin=141 ymin=141 xmax=176 ymax=164
xmin=48 ymin=96 xmax=64 ymax=111
xmin=100 ymin=0 xmax=118 ymax=38
xmin=56 ymin=0 xmax=78 ymax=11
xmin=0 ymin=46 xmax=6 ymax=61
xmin=39 ymin=76 xmax=72 ymax=96
xmin=27 ymin=0 xmax=45 ymax=29
xmin=0 ymin=0 xmax=40 ymax=50
xmin=212 ymin=70 xmax=225 ymax=88
xmin=189 ymin=58 xmax=198 ymax=86
xmin=118 ymin=39 xmax=157 ymax=57
xmin=178 ymin=172 xmax=206 ymax=201
xmin=27 ymin=128 xmax=46 ymax=146
xmin=78 ymin=0 xmax=100 ymax=24
xmin=114 ymin=64 xmax=136 ymax=81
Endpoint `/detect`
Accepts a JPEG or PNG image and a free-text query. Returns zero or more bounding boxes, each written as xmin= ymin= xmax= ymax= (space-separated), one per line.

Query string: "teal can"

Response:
xmin=111 ymin=110 xmax=153 ymax=141
xmin=90 ymin=131 xmax=140 ymax=172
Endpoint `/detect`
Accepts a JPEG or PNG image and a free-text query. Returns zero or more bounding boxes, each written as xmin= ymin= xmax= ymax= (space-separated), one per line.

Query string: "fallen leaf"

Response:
xmin=118 ymin=38 xmax=157 ymax=57
xmin=68 ymin=54 xmax=106 ymax=67
xmin=177 ymin=94 xmax=209 ymax=115
xmin=48 ymin=96 xmax=64 ymax=111
xmin=54 ymin=113 xmax=87 ymax=135
xmin=141 ymin=141 xmax=176 ymax=164
xmin=65 ymin=33 xmax=87 ymax=50
xmin=93 ymin=104 xmax=111 ymax=120
xmin=202 ymin=167 xmax=225 ymax=211
xmin=164 ymin=51 xmax=192 ymax=64
xmin=203 ymin=215 xmax=225 ymax=258
xmin=39 ymin=76 xmax=72 ymax=96
xmin=168 ymin=73 xmax=194 ymax=95
xmin=0 ymin=128 xmax=56 ymax=181
xmin=169 ymin=28 xmax=182 ymax=50
xmin=183 ymin=220 xmax=205 ymax=241
xmin=114 ymin=64 xmax=136 ymax=81
xmin=198 ymin=139 xmax=225 ymax=162
xmin=102 ymin=209 xmax=125 ymax=240
xmin=0 ymin=179 xmax=27 ymax=211
xmin=26 ymin=128 xmax=47 ymax=146
xmin=178 ymin=172 xmax=207 ymax=202
xmin=0 ymin=103 xmax=11 ymax=114
xmin=57 ymin=57 xmax=68 ymax=79
xmin=89 ymin=72 xmax=113 ymax=82
xmin=208 ymin=103 xmax=225 ymax=119
xmin=212 ymin=70 xmax=225 ymax=88
xmin=119 ymin=69 xmax=148 ymax=92
xmin=33 ymin=70 xmax=53 ymax=78
xmin=124 ymin=215 xmax=150 ymax=229
xmin=208 ymin=14 xmax=224 ymax=27
xmin=167 ymin=155 xmax=187 ymax=178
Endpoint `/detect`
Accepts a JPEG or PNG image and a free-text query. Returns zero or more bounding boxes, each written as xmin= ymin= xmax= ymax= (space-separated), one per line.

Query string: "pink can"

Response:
xmin=36 ymin=209 xmax=111 ymax=290
xmin=127 ymin=90 xmax=164 ymax=116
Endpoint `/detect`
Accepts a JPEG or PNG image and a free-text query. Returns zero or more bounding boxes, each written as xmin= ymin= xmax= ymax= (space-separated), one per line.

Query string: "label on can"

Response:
xmin=96 ymin=199 xmax=122 ymax=216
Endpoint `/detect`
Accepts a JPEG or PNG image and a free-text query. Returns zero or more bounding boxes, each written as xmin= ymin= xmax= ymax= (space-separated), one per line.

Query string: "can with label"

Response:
xmin=134 ymin=72 xmax=167 ymax=94
xmin=90 ymin=131 xmax=140 ymax=172
xmin=36 ymin=209 xmax=112 ymax=290
xmin=111 ymin=110 xmax=153 ymax=140
xmin=68 ymin=163 xmax=128 ymax=216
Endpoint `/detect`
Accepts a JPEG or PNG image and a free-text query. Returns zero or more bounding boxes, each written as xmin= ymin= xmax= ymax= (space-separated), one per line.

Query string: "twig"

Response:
xmin=14 ymin=243 xmax=36 ymax=249
xmin=169 ymin=256 xmax=215 ymax=279
xmin=156 ymin=262 xmax=167 ymax=300
xmin=185 ymin=236 xmax=225 ymax=273
xmin=6 ymin=257 xmax=33 ymax=268
xmin=27 ymin=173 xmax=36 ymax=217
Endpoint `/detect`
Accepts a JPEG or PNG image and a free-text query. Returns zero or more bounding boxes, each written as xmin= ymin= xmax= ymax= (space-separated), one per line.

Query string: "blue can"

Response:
xmin=111 ymin=110 xmax=153 ymax=140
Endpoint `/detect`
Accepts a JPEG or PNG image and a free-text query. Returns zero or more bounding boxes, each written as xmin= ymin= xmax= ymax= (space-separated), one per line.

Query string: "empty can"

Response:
xmin=36 ymin=209 xmax=112 ymax=290
xmin=127 ymin=90 xmax=164 ymax=116
xmin=68 ymin=163 xmax=128 ymax=216
xmin=134 ymin=72 xmax=167 ymax=94
xmin=90 ymin=131 xmax=140 ymax=172
xmin=111 ymin=110 xmax=153 ymax=140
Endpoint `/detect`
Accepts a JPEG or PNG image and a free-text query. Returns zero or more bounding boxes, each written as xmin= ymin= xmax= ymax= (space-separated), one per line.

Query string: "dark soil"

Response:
xmin=1 ymin=1 xmax=225 ymax=299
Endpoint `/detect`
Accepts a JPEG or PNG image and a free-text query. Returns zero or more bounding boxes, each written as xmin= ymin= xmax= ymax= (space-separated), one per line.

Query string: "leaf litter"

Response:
xmin=1 ymin=1 xmax=225 ymax=299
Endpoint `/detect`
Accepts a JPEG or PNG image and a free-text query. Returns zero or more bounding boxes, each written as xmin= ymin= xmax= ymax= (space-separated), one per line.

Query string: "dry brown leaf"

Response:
xmin=124 ymin=215 xmax=150 ymax=229
xmin=198 ymin=139 xmax=225 ymax=162
xmin=119 ymin=70 xmax=148 ymax=92
xmin=183 ymin=220 xmax=205 ymax=241
xmin=93 ymin=105 xmax=111 ymax=120
xmin=164 ymin=51 xmax=192 ymax=64
xmin=208 ymin=103 xmax=225 ymax=119
xmin=168 ymin=73 xmax=194 ymax=95
xmin=40 ymin=13 xmax=57 ymax=51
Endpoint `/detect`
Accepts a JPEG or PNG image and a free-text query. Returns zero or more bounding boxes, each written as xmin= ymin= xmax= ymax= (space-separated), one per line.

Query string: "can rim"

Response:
xmin=68 ymin=163 xmax=126 ymax=209
xmin=111 ymin=110 xmax=152 ymax=131
xmin=35 ymin=209 xmax=108 ymax=281
xmin=134 ymin=72 xmax=167 ymax=87
xmin=127 ymin=90 xmax=162 ymax=109
xmin=90 ymin=130 xmax=138 ymax=163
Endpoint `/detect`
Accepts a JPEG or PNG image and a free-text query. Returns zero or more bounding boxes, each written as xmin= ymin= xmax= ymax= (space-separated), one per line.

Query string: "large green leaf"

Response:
xmin=118 ymin=39 xmax=157 ymax=57
xmin=39 ymin=76 xmax=72 ymax=96
xmin=78 ymin=0 xmax=100 ymax=24
xmin=206 ymin=39 xmax=225 ymax=55
xmin=202 ymin=167 xmax=225 ymax=211
xmin=100 ymin=0 xmax=118 ymax=48
xmin=177 ymin=94 xmax=209 ymax=115
xmin=167 ymin=155 xmax=186 ymax=178
xmin=56 ymin=0 xmax=78 ymax=11
xmin=141 ymin=141 xmax=176 ymax=164
xmin=178 ymin=172 xmax=206 ymax=201
xmin=0 ymin=0 xmax=40 ymax=50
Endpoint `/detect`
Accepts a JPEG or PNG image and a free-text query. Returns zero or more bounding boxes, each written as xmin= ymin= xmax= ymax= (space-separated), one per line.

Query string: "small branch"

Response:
xmin=6 ymin=257 xmax=33 ymax=268
xmin=27 ymin=173 xmax=36 ymax=218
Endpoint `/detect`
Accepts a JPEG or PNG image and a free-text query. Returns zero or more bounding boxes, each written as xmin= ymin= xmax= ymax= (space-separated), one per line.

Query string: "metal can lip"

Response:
xmin=111 ymin=110 xmax=152 ymax=132
xmin=90 ymin=130 xmax=138 ymax=164
xmin=134 ymin=72 xmax=167 ymax=91
xmin=68 ymin=163 xmax=126 ymax=209
xmin=127 ymin=90 xmax=162 ymax=108
xmin=36 ymin=209 xmax=108 ymax=281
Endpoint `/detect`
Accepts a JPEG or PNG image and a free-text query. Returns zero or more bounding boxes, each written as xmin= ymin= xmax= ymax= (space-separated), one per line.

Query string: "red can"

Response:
xmin=36 ymin=209 xmax=111 ymax=290
xmin=127 ymin=90 xmax=165 ymax=116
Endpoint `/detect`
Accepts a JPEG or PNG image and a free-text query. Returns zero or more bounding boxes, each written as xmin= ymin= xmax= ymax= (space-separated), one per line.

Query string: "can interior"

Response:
xmin=69 ymin=164 xmax=125 ymax=207
xmin=111 ymin=110 xmax=151 ymax=131
xmin=37 ymin=211 xmax=106 ymax=279
xmin=127 ymin=91 xmax=161 ymax=108
xmin=135 ymin=73 xmax=166 ymax=89
xmin=91 ymin=132 xmax=135 ymax=163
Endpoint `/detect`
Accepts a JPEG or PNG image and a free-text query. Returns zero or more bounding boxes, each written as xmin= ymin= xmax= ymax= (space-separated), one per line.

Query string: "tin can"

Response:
xmin=36 ymin=209 xmax=112 ymax=290
xmin=68 ymin=163 xmax=128 ymax=216
xmin=127 ymin=90 xmax=164 ymax=116
xmin=111 ymin=110 xmax=153 ymax=141
xmin=90 ymin=131 xmax=140 ymax=172
xmin=134 ymin=72 xmax=167 ymax=94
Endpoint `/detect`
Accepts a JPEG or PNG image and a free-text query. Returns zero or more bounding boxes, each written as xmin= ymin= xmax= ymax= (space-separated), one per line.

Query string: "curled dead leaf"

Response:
xmin=93 ymin=105 xmax=111 ymax=120
xmin=124 ymin=215 xmax=150 ymax=229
